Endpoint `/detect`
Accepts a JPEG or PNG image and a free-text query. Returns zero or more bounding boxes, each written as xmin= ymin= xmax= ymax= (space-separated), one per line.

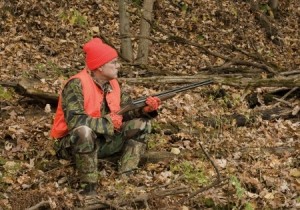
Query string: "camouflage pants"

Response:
xmin=55 ymin=118 xmax=151 ymax=184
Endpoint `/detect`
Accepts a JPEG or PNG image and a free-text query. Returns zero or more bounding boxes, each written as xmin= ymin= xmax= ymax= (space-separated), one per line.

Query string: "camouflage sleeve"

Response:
xmin=61 ymin=79 xmax=115 ymax=136
xmin=120 ymin=91 xmax=137 ymax=121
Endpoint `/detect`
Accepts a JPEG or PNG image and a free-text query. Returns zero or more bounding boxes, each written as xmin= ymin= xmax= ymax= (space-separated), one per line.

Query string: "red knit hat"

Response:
xmin=83 ymin=38 xmax=118 ymax=70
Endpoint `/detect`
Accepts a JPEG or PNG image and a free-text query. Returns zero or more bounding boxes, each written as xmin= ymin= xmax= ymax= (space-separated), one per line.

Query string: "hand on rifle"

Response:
xmin=109 ymin=112 xmax=123 ymax=130
xmin=143 ymin=96 xmax=161 ymax=113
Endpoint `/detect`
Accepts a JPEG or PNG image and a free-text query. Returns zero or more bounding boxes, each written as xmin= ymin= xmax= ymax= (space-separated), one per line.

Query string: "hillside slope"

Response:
xmin=0 ymin=0 xmax=299 ymax=209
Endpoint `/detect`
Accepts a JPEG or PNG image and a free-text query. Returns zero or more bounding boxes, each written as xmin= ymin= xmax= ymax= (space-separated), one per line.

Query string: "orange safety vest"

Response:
xmin=50 ymin=69 xmax=121 ymax=138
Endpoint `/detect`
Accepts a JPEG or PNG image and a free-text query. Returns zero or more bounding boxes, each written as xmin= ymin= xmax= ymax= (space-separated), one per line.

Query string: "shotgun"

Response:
xmin=118 ymin=79 xmax=213 ymax=115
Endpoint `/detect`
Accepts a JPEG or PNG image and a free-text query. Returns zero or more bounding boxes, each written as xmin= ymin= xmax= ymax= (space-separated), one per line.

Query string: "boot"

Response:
xmin=118 ymin=139 xmax=146 ymax=174
xmin=79 ymin=183 xmax=103 ymax=207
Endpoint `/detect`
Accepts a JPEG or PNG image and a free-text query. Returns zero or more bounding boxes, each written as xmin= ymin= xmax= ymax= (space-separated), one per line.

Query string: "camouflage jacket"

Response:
xmin=61 ymin=79 xmax=156 ymax=136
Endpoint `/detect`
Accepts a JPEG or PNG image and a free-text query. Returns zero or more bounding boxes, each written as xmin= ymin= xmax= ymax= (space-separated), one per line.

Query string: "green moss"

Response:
xmin=3 ymin=161 xmax=21 ymax=175
xmin=170 ymin=160 xmax=207 ymax=185
xmin=230 ymin=175 xmax=245 ymax=199
xmin=0 ymin=85 xmax=12 ymax=100
xmin=147 ymin=133 xmax=168 ymax=150
xmin=0 ymin=157 xmax=6 ymax=166
xmin=244 ymin=202 xmax=255 ymax=210
xmin=132 ymin=0 xmax=143 ymax=6
xmin=59 ymin=9 xmax=88 ymax=27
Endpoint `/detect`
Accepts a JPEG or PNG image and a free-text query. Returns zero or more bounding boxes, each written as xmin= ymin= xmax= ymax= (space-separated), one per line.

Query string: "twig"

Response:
xmin=281 ymin=87 xmax=299 ymax=100
xmin=0 ymin=81 xmax=18 ymax=88
xmin=275 ymin=87 xmax=299 ymax=107
xmin=183 ymin=136 xmax=222 ymax=201
xmin=280 ymin=70 xmax=300 ymax=76
xmin=274 ymin=97 xmax=293 ymax=107
xmin=121 ymin=186 xmax=189 ymax=205
xmin=25 ymin=200 xmax=50 ymax=210
xmin=75 ymin=203 xmax=112 ymax=210
xmin=75 ymin=196 xmax=124 ymax=210
xmin=292 ymin=105 xmax=300 ymax=116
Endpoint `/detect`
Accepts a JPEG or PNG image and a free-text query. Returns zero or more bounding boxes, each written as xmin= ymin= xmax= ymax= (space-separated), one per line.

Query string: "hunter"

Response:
xmin=50 ymin=38 xmax=161 ymax=197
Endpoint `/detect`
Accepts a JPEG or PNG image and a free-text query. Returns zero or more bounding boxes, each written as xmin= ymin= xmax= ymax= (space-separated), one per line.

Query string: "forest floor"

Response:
xmin=0 ymin=0 xmax=299 ymax=209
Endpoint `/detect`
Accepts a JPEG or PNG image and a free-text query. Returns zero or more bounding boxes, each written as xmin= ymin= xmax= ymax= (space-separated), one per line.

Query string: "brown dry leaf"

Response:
xmin=290 ymin=168 xmax=300 ymax=178
xmin=264 ymin=192 xmax=275 ymax=200
xmin=17 ymin=174 xmax=31 ymax=185
xmin=145 ymin=163 xmax=161 ymax=171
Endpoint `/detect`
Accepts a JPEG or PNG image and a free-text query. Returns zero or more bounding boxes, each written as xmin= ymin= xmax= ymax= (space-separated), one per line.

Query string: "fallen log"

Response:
xmin=1 ymin=75 xmax=299 ymax=106
xmin=0 ymin=78 xmax=58 ymax=105
xmin=101 ymin=151 xmax=176 ymax=165
xmin=120 ymin=75 xmax=300 ymax=87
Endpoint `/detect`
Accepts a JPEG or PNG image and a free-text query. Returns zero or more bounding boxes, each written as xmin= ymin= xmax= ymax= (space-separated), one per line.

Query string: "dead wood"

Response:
xmin=0 ymin=78 xmax=58 ymax=104
xmin=140 ymin=151 xmax=176 ymax=164
xmin=258 ymin=106 xmax=300 ymax=120
xmin=101 ymin=151 xmax=176 ymax=165
xmin=113 ymin=186 xmax=189 ymax=210
xmin=25 ymin=200 xmax=50 ymax=210
xmin=120 ymin=75 xmax=300 ymax=87
xmin=74 ymin=201 xmax=115 ymax=210
xmin=75 ymin=186 xmax=189 ymax=210
xmin=274 ymin=87 xmax=299 ymax=107
xmin=274 ymin=97 xmax=293 ymax=107
xmin=246 ymin=87 xmax=300 ymax=108
xmin=1 ymin=75 xmax=299 ymax=107
xmin=280 ymin=70 xmax=300 ymax=76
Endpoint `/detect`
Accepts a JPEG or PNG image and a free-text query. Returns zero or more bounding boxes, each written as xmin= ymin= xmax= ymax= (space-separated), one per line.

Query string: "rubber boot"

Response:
xmin=80 ymin=183 xmax=103 ymax=207
xmin=118 ymin=139 xmax=146 ymax=174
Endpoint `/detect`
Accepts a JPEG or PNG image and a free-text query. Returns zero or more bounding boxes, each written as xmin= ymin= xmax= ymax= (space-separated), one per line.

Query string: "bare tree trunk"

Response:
xmin=268 ymin=0 xmax=279 ymax=10
xmin=268 ymin=0 xmax=279 ymax=19
xmin=119 ymin=0 xmax=133 ymax=62
xmin=135 ymin=0 xmax=155 ymax=65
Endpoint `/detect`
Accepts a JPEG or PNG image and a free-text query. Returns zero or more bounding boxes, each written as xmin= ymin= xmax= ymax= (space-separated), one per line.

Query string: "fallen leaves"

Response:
xmin=0 ymin=0 xmax=299 ymax=209
xmin=290 ymin=168 xmax=300 ymax=178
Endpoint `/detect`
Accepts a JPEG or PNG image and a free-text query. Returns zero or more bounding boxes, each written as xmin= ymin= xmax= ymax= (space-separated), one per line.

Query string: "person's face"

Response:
xmin=95 ymin=58 xmax=120 ymax=81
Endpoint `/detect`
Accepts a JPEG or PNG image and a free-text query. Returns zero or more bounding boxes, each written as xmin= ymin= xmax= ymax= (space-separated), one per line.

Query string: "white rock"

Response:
xmin=171 ymin=148 xmax=180 ymax=155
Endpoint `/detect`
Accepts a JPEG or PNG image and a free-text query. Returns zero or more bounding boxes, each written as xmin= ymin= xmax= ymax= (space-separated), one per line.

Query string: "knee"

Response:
xmin=142 ymin=119 xmax=152 ymax=134
xmin=132 ymin=118 xmax=152 ymax=133
xmin=73 ymin=126 xmax=95 ymax=139
xmin=72 ymin=126 xmax=98 ymax=154
xmin=123 ymin=118 xmax=152 ymax=141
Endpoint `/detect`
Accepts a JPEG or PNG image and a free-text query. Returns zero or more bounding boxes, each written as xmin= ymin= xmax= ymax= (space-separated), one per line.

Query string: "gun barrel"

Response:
xmin=132 ymin=79 xmax=213 ymax=104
